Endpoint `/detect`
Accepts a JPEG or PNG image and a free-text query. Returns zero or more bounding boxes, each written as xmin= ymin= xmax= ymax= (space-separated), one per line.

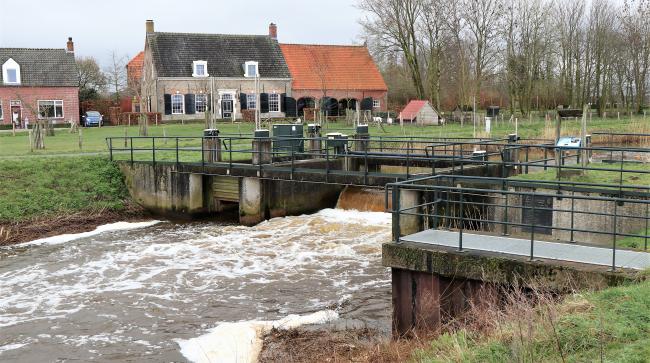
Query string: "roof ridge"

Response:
xmin=151 ymin=31 xmax=271 ymax=38
xmin=0 ymin=47 xmax=67 ymax=51
xmin=280 ymin=43 xmax=365 ymax=48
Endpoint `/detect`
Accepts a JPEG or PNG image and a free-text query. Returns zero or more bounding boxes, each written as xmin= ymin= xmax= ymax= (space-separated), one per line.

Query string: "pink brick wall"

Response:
xmin=0 ymin=87 xmax=79 ymax=125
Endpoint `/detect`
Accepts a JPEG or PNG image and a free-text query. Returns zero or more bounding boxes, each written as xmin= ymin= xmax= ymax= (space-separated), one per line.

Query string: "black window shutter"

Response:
xmin=360 ymin=97 xmax=373 ymax=111
xmin=164 ymin=94 xmax=172 ymax=115
xmin=260 ymin=93 xmax=269 ymax=113
xmin=280 ymin=93 xmax=286 ymax=112
xmin=240 ymin=93 xmax=248 ymax=110
xmin=207 ymin=95 xmax=211 ymax=111
xmin=185 ymin=94 xmax=196 ymax=114
xmin=285 ymin=96 xmax=297 ymax=117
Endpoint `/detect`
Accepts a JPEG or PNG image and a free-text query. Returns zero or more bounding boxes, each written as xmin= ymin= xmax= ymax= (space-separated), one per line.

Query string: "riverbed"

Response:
xmin=0 ymin=209 xmax=392 ymax=362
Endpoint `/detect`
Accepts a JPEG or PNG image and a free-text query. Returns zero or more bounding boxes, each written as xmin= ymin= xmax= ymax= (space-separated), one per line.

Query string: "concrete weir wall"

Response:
xmin=118 ymin=162 xmax=342 ymax=224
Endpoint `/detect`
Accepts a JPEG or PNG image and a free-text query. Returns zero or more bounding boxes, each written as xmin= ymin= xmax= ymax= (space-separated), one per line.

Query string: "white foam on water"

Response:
xmin=0 ymin=343 xmax=28 ymax=355
xmin=0 ymin=209 xmax=391 ymax=358
xmin=177 ymin=310 xmax=338 ymax=363
xmin=19 ymin=220 xmax=163 ymax=247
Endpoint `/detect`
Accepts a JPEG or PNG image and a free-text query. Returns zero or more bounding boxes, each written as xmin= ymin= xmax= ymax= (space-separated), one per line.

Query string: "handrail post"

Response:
xmin=406 ymin=141 xmax=411 ymax=179
xmin=612 ymin=200 xmax=618 ymax=271
xmin=643 ymin=201 xmax=648 ymax=251
xmin=291 ymin=147 xmax=295 ymax=180
xmin=502 ymin=180 xmax=509 ymax=236
xmin=325 ymin=145 xmax=330 ymax=183
xmin=392 ymin=185 xmax=401 ymax=242
xmin=130 ymin=138 xmax=134 ymax=166
xmin=229 ymin=138 xmax=233 ymax=170
xmin=530 ymin=188 xmax=536 ymax=261
xmin=570 ymin=191 xmax=575 ymax=242
xmin=458 ymin=188 xmax=464 ymax=251
xmin=152 ymin=138 xmax=156 ymax=167
xmin=364 ymin=143 xmax=369 ymax=185
xmin=201 ymin=136 xmax=205 ymax=167
xmin=175 ymin=138 xmax=179 ymax=166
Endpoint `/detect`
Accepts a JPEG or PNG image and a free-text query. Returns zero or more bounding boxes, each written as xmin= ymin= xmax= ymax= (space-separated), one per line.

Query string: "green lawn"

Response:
xmin=2 ymin=116 xmax=650 ymax=158
xmin=415 ymin=279 xmax=650 ymax=362
xmin=0 ymin=156 xmax=131 ymax=223
xmin=513 ymin=162 xmax=650 ymax=186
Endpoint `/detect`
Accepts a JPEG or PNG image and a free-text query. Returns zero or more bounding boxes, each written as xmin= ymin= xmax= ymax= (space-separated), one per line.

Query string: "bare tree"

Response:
xmin=359 ymin=0 xmax=426 ymax=99
xmin=104 ymin=51 xmax=128 ymax=103
xmin=462 ymin=0 xmax=503 ymax=104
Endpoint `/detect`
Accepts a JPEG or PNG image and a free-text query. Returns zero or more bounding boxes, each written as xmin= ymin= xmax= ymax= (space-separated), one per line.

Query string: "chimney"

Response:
xmin=146 ymin=19 xmax=155 ymax=33
xmin=66 ymin=37 xmax=74 ymax=53
xmin=269 ymin=23 xmax=277 ymax=40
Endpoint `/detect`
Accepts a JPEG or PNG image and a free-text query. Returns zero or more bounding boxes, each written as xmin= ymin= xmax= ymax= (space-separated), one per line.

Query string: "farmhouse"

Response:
xmin=0 ymin=38 xmax=79 ymax=127
xmin=399 ymin=100 xmax=440 ymax=125
xmin=140 ymin=20 xmax=292 ymax=121
xmin=279 ymin=42 xmax=388 ymax=116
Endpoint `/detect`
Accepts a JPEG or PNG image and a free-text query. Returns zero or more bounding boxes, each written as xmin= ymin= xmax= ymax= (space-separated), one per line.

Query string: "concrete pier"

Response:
xmin=383 ymin=241 xmax=640 ymax=336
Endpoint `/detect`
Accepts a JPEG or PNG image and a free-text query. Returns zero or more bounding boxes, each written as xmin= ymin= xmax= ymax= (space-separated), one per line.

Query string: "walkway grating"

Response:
xmin=402 ymin=229 xmax=650 ymax=270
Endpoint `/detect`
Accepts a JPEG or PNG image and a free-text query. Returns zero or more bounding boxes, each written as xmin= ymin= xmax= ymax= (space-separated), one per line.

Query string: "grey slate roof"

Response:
xmin=147 ymin=32 xmax=291 ymax=79
xmin=0 ymin=48 xmax=78 ymax=87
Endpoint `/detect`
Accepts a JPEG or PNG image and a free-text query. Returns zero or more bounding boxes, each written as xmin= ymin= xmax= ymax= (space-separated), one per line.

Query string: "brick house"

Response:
xmin=140 ymin=20 xmax=292 ymax=122
xmin=0 ymin=38 xmax=79 ymax=127
xmin=279 ymin=43 xmax=388 ymax=116
xmin=125 ymin=51 xmax=145 ymax=112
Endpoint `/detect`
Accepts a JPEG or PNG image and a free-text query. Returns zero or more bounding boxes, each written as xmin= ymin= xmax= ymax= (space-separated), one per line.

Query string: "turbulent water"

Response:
xmin=0 ymin=209 xmax=392 ymax=362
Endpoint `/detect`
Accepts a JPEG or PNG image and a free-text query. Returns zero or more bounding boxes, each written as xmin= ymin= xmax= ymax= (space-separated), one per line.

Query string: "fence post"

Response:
xmin=229 ymin=138 xmax=233 ymax=170
xmin=175 ymin=138 xmax=179 ymax=166
xmin=544 ymin=147 xmax=548 ymax=171
xmin=108 ymin=138 xmax=113 ymax=161
xmin=130 ymin=138 xmax=134 ymax=166
xmin=530 ymin=188 xmax=536 ymax=261
xmin=152 ymin=138 xmax=156 ymax=167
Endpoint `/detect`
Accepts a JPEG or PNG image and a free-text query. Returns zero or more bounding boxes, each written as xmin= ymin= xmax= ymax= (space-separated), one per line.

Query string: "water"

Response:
xmin=0 ymin=209 xmax=392 ymax=362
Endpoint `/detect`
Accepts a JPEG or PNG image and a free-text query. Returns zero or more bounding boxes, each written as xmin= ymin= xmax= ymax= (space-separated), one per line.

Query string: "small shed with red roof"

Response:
xmin=399 ymin=100 xmax=440 ymax=125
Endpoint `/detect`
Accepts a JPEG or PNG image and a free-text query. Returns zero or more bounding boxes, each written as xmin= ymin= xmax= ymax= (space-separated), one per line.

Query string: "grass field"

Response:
xmin=2 ymin=116 xmax=650 ymax=158
xmin=414 ymin=278 xmax=650 ymax=363
xmin=0 ymin=156 xmax=130 ymax=223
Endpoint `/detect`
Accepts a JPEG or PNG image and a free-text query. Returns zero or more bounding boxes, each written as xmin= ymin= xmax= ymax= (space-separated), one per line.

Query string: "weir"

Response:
xmin=110 ymin=131 xmax=650 ymax=339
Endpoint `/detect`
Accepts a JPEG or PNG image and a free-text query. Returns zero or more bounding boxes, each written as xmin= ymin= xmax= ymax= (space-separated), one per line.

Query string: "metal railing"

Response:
xmin=106 ymin=135 xmax=650 ymax=188
xmin=388 ymin=175 xmax=650 ymax=271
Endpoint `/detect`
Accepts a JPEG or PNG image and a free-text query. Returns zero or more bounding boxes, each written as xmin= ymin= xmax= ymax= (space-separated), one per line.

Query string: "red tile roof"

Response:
xmin=279 ymin=44 xmax=387 ymax=91
xmin=126 ymin=51 xmax=144 ymax=82
xmin=401 ymin=100 xmax=429 ymax=120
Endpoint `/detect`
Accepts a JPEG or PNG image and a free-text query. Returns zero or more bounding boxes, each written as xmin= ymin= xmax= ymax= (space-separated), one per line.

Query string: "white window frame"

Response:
xmin=37 ymin=100 xmax=64 ymax=119
xmin=171 ymin=94 xmax=185 ymax=114
xmin=269 ymin=93 xmax=280 ymax=113
xmin=373 ymin=99 xmax=381 ymax=108
xmin=244 ymin=61 xmax=259 ymax=78
xmin=192 ymin=60 xmax=209 ymax=78
xmin=2 ymin=58 xmax=21 ymax=85
xmin=195 ymin=94 xmax=208 ymax=113
xmin=247 ymin=93 xmax=257 ymax=110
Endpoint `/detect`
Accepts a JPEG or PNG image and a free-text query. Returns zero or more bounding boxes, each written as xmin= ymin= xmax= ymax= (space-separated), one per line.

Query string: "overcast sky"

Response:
xmin=0 ymin=0 xmax=364 ymax=66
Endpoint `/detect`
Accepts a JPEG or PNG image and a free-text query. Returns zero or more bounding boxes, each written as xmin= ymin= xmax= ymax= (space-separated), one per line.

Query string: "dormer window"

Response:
xmin=2 ymin=58 xmax=21 ymax=85
xmin=244 ymin=61 xmax=259 ymax=78
xmin=192 ymin=60 xmax=208 ymax=77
